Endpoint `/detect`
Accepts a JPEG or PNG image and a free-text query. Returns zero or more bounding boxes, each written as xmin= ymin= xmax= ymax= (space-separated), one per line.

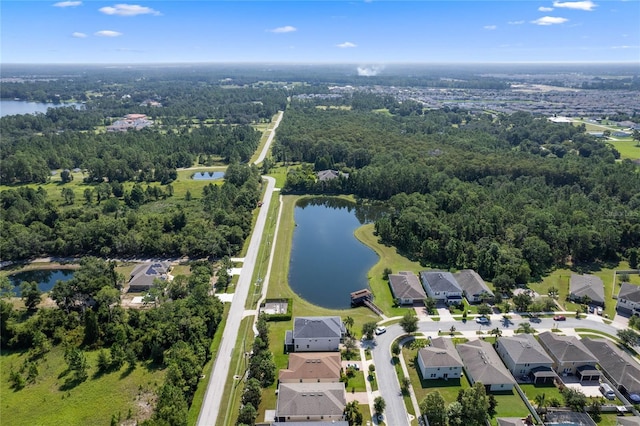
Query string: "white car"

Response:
xmin=375 ymin=326 xmax=387 ymax=335
xmin=475 ymin=316 xmax=490 ymax=324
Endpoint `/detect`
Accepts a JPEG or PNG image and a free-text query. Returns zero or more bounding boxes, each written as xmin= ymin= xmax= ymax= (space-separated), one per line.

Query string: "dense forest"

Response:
xmin=0 ymin=162 xmax=262 ymax=261
xmin=277 ymin=98 xmax=640 ymax=292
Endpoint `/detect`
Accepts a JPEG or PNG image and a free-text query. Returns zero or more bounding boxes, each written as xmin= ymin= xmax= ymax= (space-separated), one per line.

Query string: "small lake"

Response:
xmin=192 ymin=171 xmax=225 ymax=180
xmin=7 ymin=269 xmax=75 ymax=296
xmin=0 ymin=100 xmax=84 ymax=118
xmin=288 ymin=197 xmax=382 ymax=309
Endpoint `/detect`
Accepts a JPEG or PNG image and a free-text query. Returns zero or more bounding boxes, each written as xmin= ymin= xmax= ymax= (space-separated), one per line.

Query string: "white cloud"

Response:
xmin=553 ymin=0 xmax=597 ymax=11
xmin=531 ymin=16 xmax=569 ymax=25
xmin=72 ymin=32 xmax=87 ymax=38
xmin=337 ymin=42 xmax=357 ymax=48
xmin=53 ymin=1 xmax=82 ymax=7
xmin=538 ymin=6 xmax=554 ymax=11
xmin=484 ymin=25 xmax=497 ymax=30
xmin=612 ymin=45 xmax=639 ymax=49
xmin=99 ymin=4 xmax=160 ymax=16
xmin=508 ymin=20 xmax=525 ymax=25
xmin=268 ymin=25 xmax=297 ymax=33
xmin=95 ymin=30 xmax=123 ymax=37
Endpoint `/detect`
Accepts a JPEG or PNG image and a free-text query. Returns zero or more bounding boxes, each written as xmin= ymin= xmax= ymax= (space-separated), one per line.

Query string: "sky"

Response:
xmin=1 ymin=0 xmax=639 ymax=64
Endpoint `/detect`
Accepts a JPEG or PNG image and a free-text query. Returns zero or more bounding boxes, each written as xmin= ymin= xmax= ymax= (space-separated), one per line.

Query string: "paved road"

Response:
xmin=198 ymin=110 xmax=284 ymax=425
xmin=196 ymin=176 xmax=276 ymax=426
xmin=253 ymin=111 xmax=283 ymax=165
xmin=372 ymin=314 xmax=623 ymax=426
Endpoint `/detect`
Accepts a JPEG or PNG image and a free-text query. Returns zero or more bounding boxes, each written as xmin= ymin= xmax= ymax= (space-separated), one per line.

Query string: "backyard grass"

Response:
xmin=489 ymin=391 xmax=532 ymax=425
xmin=0 ymin=346 xmax=164 ymax=425
xmin=519 ymin=383 xmax=564 ymax=407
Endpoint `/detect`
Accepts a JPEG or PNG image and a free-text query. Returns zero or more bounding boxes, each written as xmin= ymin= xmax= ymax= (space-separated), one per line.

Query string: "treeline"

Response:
xmin=1 ymin=118 xmax=260 ymax=185
xmin=278 ymin=102 xmax=640 ymax=290
xmin=2 ymin=257 xmax=224 ymax=426
xmin=0 ymin=163 xmax=262 ymax=261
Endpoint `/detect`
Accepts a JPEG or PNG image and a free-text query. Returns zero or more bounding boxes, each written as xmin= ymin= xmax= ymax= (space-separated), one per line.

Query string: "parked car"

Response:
xmin=475 ymin=316 xmax=490 ymax=324
xmin=600 ymin=383 xmax=615 ymax=400
xmin=345 ymin=362 xmax=360 ymax=371
xmin=628 ymin=393 xmax=640 ymax=403
xmin=597 ymin=307 xmax=603 ymax=316
xmin=375 ymin=326 xmax=387 ymax=335
xmin=588 ymin=306 xmax=595 ymax=314
xmin=553 ymin=315 xmax=566 ymax=321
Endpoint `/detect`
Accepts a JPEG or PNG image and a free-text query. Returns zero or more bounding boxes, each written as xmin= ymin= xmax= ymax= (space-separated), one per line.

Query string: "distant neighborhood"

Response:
xmin=106 ymin=113 xmax=153 ymax=132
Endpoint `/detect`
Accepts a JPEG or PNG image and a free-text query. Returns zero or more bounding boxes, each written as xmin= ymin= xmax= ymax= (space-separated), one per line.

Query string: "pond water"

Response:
xmin=0 ymin=100 xmax=84 ymax=118
xmin=288 ymin=197 xmax=382 ymax=309
xmin=192 ymin=171 xmax=225 ymax=180
xmin=7 ymin=269 xmax=75 ymax=296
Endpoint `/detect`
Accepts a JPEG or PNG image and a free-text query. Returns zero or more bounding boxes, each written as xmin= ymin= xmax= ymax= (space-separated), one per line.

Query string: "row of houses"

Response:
xmin=274 ymin=316 xmax=349 ymax=424
xmin=417 ymin=331 xmax=640 ymax=399
xmin=388 ymin=269 xmax=494 ymax=306
xmin=388 ymin=269 xmax=612 ymax=309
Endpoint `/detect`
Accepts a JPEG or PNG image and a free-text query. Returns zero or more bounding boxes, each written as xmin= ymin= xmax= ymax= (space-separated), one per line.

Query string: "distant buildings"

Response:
xmin=107 ymin=113 xmax=153 ymax=132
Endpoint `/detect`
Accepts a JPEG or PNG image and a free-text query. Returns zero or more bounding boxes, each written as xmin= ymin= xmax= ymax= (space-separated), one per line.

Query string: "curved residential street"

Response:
xmin=198 ymin=111 xmax=282 ymax=425
xmin=372 ymin=314 xmax=623 ymax=426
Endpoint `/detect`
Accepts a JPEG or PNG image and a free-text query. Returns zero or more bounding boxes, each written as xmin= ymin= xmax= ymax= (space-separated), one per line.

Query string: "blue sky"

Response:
xmin=1 ymin=1 xmax=639 ymax=63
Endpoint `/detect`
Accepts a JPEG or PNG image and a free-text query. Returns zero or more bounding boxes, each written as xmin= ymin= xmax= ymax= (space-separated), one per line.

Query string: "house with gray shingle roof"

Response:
xmin=128 ymin=262 xmax=171 ymax=292
xmin=538 ymin=332 xmax=600 ymax=381
xmin=285 ymin=317 xmax=345 ymax=353
xmin=388 ymin=271 xmax=427 ymax=305
xmin=456 ymin=339 xmax=516 ymax=392
xmin=582 ymin=338 xmax=640 ymax=400
xmin=454 ymin=269 xmax=494 ymax=304
xmin=316 ymin=170 xmax=349 ymax=181
xmin=495 ymin=334 xmax=556 ymax=383
xmin=417 ymin=337 xmax=464 ymax=380
xmin=275 ymin=382 xmax=346 ymax=422
xmin=616 ymin=282 xmax=640 ymax=316
xmin=420 ymin=271 xmax=463 ymax=305
xmin=569 ymin=274 xmax=605 ymax=306
xmin=617 ymin=417 xmax=640 ymax=426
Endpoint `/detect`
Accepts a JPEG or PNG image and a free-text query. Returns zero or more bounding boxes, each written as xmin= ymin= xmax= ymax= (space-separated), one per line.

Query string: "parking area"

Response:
xmin=561 ymin=377 xmax=602 ymax=397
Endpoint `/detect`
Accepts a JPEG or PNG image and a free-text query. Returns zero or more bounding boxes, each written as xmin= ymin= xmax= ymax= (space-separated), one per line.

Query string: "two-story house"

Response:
xmin=495 ymin=334 xmax=556 ymax=384
xmin=419 ymin=271 xmax=463 ymax=305
xmin=416 ymin=337 xmax=464 ymax=380
xmin=538 ymin=331 xmax=600 ymax=381
xmin=285 ymin=316 xmax=345 ymax=353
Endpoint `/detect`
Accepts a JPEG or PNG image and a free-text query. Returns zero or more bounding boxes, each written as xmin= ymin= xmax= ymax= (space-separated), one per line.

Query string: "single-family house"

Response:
xmin=582 ymin=338 xmax=640 ymax=401
xmin=388 ymin=271 xmax=427 ymax=305
xmin=317 ymin=170 xmax=349 ymax=181
xmin=275 ymin=382 xmax=346 ymax=422
xmin=416 ymin=337 xmax=464 ymax=380
xmin=285 ymin=317 xmax=345 ymax=353
xmin=272 ymin=423 xmax=349 ymax=426
xmin=454 ymin=269 xmax=494 ymax=304
xmin=495 ymin=334 xmax=556 ymax=383
xmin=618 ymin=417 xmax=640 ymax=426
xmin=419 ymin=271 xmax=463 ymax=305
xmin=128 ymin=262 xmax=171 ymax=292
xmin=616 ymin=283 xmax=640 ymax=316
xmin=278 ymin=353 xmax=342 ymax=383
xmin=456 ymin=339 xmax=516 ymax=392
xmin=538 ymin=332 xmax=600 ymax=381
xmin=569 ymin=274 xmax=605 ymax=306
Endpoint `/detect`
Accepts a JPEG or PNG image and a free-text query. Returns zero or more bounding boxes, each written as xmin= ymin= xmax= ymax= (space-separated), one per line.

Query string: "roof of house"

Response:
xmin=582 ymin=338 xmax=640 ymax=393
xmin=497 ymin=418 xmax=531 ymax=426
xmin=454 ymin=269 xmax=494 ymax=299
xmin=420 ymin=271 xmax=462 ymax=294
xmin=276 ymin=382 xmax=346 ymax=418
xmin=317 ymin=170 xmax=348 ymax=181
xmin=497 ymin=334 xmax=554 ymax=365
xmin=278 ymin=353 xmax=342 ymax=382
xmin=619 ymin=283 xmax=640 ymax=304
xmin=418 ymin=337 xmax=464 ymax=369
xmin=293 ymin=317 xmax=345 ymax=340
xmin=389 ymin=271 xmax=427 ymax=301
xmin=272 ymin=422 xmax=349 ymax=426
xmin=538 ymin=331 xmax=598 ymax=364
xmin=457 ymin=339 xmax=516 ymax=386
xmin=618 ymin=417 xmax=640 ymax=426
xmin=129 ymin=262 xmax=171 ymax=290
xmin=569 ymin=274 xmax=605 ymax=304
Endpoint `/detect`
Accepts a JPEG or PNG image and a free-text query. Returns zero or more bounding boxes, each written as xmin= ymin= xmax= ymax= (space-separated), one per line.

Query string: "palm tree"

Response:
xmin=534 ymin=393 xmax=547 ymax=414
xmin=490 ymin=327 xmax=502 ymax=338
xmin=344 ymin=316 xmax=354 ymax=336
xmin=449 ymin=325 xmax=456 ymax=336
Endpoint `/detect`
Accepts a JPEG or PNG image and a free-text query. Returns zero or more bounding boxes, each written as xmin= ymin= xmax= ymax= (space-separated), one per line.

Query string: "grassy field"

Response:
xmin=609 ymin=140 xmax=640 ymax=160
xmin=0 ymin=346 xmax=165 ymax=425
xmin=354 ymin=223 xmax=425 ymax=318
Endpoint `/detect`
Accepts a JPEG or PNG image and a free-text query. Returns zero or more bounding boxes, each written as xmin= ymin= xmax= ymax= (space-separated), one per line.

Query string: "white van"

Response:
xmin=600 ymin=383 xmax=615 ymax=400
